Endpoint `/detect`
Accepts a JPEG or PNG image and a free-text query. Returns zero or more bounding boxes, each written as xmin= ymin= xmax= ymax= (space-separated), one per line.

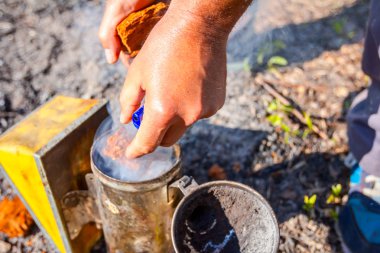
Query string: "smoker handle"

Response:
xmin=169 ymin=176 xmax=199 ymax=197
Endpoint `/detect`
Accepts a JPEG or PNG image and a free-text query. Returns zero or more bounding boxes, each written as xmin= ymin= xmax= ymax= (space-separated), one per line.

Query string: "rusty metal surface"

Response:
xmin=61 ymin=190 xmax=101 ymax=240
xmin=90 ymin=145 xmax=182 ymax=253
xmin=38 ymin=98 xmax=108 ymax=253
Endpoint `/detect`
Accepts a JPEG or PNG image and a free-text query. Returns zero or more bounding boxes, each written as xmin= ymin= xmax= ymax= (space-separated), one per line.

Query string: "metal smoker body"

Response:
xmin=90 ymin=145 xmax=181 ymax=253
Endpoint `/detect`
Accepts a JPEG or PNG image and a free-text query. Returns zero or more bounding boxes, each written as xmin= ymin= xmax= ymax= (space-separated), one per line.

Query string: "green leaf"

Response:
xmin=332 ymin=184 xmax=342 ymax=197
xmin=303 ymin=194 xmax=317 ymax=213
xmin=281 ymin=104 xmax=293 ymax=113
xmin=332 ymin=19 xmax=345 ymax=35
xmin=268 ymin=66 xmax=282 ymax=76
xmin=267 ymin=114 xmax=282 ymax=126
xmin=267 ymin=56 xmax=288 ymax=68
xmin=284 ymin=132 xmax=290 ymax=144
xmin=304 ymin=112 xmax=313 ymax=130
xmin=304 ymin=195 xmax=309 ymax=204
xmin=267 ymin=100 xmax=278 ymax=112
xmin=330 ymin=209 xmax=339 ymax=221
xmin=326 ymin=194 xmax=335 ymax=204
xmin=257 ymin=44 xmax=271 ymax=65
xmin=280 ymin=123 xmax=291 ymax=133
xmin=309 ymin=194 xmax=317 ymax=205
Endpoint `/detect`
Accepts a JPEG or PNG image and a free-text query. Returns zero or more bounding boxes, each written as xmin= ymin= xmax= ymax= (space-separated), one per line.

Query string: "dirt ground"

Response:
xmin=0 ymin=0 xmax=371 ymax=252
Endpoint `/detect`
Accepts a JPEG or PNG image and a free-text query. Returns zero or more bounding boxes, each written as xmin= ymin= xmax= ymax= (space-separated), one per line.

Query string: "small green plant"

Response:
xmin=329 ymin=208 xmax=339 ymax=221
xmin=256 ymin=40 xmax=287 ymax=66
xmin=332 ymin=18 xmax=355 ymax=39
xmin=332 ymin=184 xmax=342 ymax=196
xmin=266 ymin=99 xmax=301 ymax=142
xmin=257 ymin=49 xmax=266 ymax=65
xmin=267 ymin=56 xmax=288 ymax=69
xmin=266 ymin=99 xmax=293 ymax=113
xmin=326 ymin=184 xmax=342 ymax=204
xmin=267 ymin=111 xmax=295 ymax=135
xmin=303 ymin=194 xmax=317 ymax=213
xmin=332 ymin=19 xmax=345 ymax=35
xmin=303 ymin=112 xmax=314 ymax=130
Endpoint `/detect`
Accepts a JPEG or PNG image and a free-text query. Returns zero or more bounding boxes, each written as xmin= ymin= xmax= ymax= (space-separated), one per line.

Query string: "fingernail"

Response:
xmin=105 ymin=49 xmax=115 ymax=64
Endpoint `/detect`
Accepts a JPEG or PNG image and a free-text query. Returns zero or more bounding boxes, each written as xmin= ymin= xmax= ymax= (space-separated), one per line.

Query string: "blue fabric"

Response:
xmin=350 ymin=195 xmax=380 ymax=244
xmin=350 ymin=165 xmax=362 ymax=184
xmin=339 ymin=192 xmax=380 ymax=253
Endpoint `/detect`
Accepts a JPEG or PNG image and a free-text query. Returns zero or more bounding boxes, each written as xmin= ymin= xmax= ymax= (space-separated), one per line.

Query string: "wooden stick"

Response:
xmin=262 ymin=76 xmax=329 ymax=92
xmin=0 ymin=112 xmax=17 ymax=117
xmin=256 ymin=79 xmax=328 ymax=140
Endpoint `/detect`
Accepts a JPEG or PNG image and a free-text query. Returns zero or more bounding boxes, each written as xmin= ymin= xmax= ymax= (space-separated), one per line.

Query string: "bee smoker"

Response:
xmin=89 ymin=144 xmax=182 ymax=253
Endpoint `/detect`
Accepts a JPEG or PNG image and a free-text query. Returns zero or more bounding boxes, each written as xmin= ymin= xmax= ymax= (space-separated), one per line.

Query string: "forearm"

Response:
xmin=167 ymin=0 xmax=253 ymax=38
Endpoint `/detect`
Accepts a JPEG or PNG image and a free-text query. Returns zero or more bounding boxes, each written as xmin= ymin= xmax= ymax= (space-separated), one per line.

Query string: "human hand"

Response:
xmin=98 ymin=0 xmax=155 ymax=65
xmin=119 ymin=10 xmax=229 ymax=158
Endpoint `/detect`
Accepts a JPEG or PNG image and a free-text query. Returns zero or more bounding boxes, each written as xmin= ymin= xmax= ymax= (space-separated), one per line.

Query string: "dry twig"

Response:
xmin=256 ymin=78 xmax=328 ymax=140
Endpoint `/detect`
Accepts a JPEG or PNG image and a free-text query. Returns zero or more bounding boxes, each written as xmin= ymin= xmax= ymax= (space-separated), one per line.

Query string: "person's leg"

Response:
xmin=347 ymin=80 xmax=380 ymax=174
xmin=339 ymin=2 xmax=380 ymax=252
xmin=346 ymin=82 xmax=380 ymax=201
xmin=347 ymin=0 xmax=380 ymax=179
xmin=346 ymin=0 xmax=380 ymax=199
xmin=341 ymin=83 xmax=380 ymax=253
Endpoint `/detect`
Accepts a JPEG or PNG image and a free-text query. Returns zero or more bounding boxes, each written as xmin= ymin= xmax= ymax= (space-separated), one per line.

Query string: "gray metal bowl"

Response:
xmin=171 ymin=180 xmax=279 ymax=253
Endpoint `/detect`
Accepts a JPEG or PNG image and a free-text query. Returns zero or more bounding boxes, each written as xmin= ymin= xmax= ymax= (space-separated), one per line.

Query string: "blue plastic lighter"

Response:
xmin=132 ymin=106 xmax=144 ymax=129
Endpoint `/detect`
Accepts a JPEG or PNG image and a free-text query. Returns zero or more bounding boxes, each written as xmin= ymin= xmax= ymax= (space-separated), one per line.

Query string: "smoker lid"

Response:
xmin=171 ymin=180 xmax=279 ymax=253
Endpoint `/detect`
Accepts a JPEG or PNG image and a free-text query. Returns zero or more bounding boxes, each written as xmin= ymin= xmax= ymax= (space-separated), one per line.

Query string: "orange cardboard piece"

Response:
xmin=0 ymin=196 xmax=34 ymax=238
xmin=117 ymin=2 xmax=168 ymax=57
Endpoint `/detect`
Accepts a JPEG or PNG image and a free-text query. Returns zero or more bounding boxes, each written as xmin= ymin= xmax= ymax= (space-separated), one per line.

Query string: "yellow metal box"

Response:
xmin=0 ymin=96 xmax=108 ymax=252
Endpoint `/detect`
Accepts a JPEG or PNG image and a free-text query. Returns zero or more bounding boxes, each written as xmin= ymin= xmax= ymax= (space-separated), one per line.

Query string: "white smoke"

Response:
xmin=92 ymin=101 xmax=176 ymax=182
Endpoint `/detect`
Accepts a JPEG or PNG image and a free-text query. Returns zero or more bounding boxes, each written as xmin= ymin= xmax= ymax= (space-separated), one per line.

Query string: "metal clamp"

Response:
xmin=170 ymin=176 xmax=199 ymax=196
